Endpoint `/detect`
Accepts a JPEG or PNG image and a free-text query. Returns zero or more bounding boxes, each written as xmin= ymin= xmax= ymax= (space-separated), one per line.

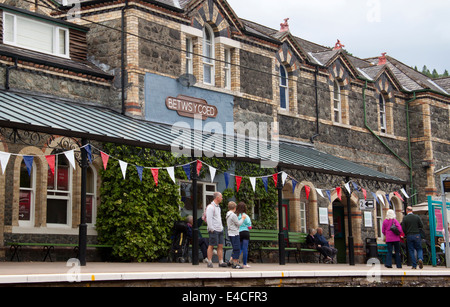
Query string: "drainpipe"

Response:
xmin=121 ymin=0 xmax=128 ymax=115
xmin=310 ymin=66 xmax=320 ymax=143
xmin=5 ymin=57 xmax=18 ymax=90
xmin=362 ymin=80 xmax=417 ymax=205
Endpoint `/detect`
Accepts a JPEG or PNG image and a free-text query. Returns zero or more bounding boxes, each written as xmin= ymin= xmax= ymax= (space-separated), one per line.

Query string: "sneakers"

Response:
xmin=218 ymin=262 xmax=228 ymax=268
xmin=418 ymin=259 xmax=423 ymax=269
xmin=207 ymin=261 xmax=213 ymax=268
xmin=232 ymin=264 xmax=244 ymax=269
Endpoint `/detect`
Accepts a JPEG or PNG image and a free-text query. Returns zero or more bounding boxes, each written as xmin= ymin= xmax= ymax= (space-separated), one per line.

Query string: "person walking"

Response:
xmin=382 ymin=209 xmax=403 ymax=268
xmin=401 ymin=206 xmax=424 ymax=269
xmin=236 ymin=202 xmax=252 ymax=268
xmin=206 ymin=192 xmax=228 ymax=268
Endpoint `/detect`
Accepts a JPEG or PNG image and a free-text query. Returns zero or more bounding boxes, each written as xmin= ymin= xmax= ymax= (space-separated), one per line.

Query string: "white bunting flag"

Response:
xmin=400 ymin=188 xmax=410 ymax=199
xmin=316 ymin=188 xmax=325 ymax=198
xmin=250 ymin=177 xmax=256 ymax=192
xmin=167 ymin=167 xmax=176 ymax=184
xmin=209 ymin=165 xmax=216 ymax=183
xmin=344 ymin=182 xmax=351 ymax=194
xmin=119 ymin=160 xmax=128 ymax=179
xmin=282 ymin=172 xmax=288 ymax=186
xmin=377 ymin=194 xmax=385 ymax=206
xmin=64 ymin=150 xmax=76 ymax=170
xmin=0 ymin=151 xmax=11 ymax=174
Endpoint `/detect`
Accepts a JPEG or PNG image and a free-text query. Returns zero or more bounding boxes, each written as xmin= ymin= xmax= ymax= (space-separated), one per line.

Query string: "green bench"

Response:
xmin=6 ymin=242 xmax=112 ymax=262
xmin=252 ymin=229 xmax=298 ymax=263
xmin=287 ymin=232 xmax=321 ymax=263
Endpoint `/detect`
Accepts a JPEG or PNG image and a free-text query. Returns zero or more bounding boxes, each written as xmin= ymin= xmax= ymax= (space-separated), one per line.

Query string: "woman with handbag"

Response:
xmin=382 ymin=209 xmax=403 ymax=268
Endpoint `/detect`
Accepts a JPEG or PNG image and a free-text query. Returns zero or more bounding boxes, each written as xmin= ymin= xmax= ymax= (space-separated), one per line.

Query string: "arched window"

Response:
xmin=203 ymin=25 xmax=215 ymax=85
xmin=379 ymin=94 xmax=387 ymax=133
xmin=19 ymin=160 xmax=36 ymax=227
xmin=280 ymin=65 xmax=288 ymax=110
xmin=46 ymin=151 xmax=72 ymax=226
xmin=333 ymin=80 xmax=342 ymax=123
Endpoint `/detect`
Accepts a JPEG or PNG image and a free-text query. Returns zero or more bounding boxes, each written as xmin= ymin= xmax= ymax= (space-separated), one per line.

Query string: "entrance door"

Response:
xmin=333 ymin=203 xmax=347 ymax=263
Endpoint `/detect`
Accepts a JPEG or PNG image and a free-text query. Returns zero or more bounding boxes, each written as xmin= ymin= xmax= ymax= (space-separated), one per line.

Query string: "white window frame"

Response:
xmin=19 ymin=162 xmax=36 ymax=228
xmin=202 ymin=24 xmax=215 ymax=85
xmin=86 ymin=165 xmax=97 ymax=227
xmin=223 ymin=48 xmax=231 ymax=89
xmin=333 ymin=80 xmax=342 ymax=123
xmin=379 ymin=94 xmax=387 ymax=133
xmin=46 ymin=154 xmax=72 ymax=228
xmin=299 ymin=202 xmax=307 ymax=233
xmin=179 ymin=180 xmax=217 ymax=216
xmin=3 ymin=12 xmax=70 ymax=58
xmin=185 ymin=37 xmax=193 ymax=75
xmin=280 ymin=64 xmax=289 ymax=110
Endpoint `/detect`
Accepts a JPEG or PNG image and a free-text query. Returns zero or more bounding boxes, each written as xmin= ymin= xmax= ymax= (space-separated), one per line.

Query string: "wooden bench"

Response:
xmin=195 ymin=226 xmax=233 ymax=260
xmin=250 ymin=229 xmax=299 ymax=263
xmin=6 ymin=242 xmax=112 ymax=262
xmin=287 ymin=232 xmax=321 ymax=263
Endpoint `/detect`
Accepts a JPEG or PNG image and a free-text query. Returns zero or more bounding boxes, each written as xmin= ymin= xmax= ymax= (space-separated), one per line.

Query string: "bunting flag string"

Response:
xmin=0 ymin=144 xmax=410 ymax=206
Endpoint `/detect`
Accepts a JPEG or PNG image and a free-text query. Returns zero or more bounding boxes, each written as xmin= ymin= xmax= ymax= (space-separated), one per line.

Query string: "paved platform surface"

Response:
xmin=1 ymin=261 xmax=449 ymax=285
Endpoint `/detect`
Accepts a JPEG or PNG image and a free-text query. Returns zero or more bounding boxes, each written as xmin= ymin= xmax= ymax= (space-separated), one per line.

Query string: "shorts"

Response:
xmin=209 ymin=230 xmax=225 ymax=246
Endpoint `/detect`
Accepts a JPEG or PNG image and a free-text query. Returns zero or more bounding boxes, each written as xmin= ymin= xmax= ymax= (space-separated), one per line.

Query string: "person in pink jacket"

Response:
xmin=382 ymin=209 xmax=403 ymax=268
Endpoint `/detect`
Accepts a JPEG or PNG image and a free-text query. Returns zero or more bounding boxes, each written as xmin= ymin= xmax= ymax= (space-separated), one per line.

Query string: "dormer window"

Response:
xmin=3 ymin=12 xmax=69 ymax=58
xmin=202 ymin=24 xmax=215 ymax=85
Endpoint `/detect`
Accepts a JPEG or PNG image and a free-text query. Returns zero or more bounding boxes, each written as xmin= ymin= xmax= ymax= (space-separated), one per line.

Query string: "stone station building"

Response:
xmin=0 ymin=0 xmax=448 ymax=264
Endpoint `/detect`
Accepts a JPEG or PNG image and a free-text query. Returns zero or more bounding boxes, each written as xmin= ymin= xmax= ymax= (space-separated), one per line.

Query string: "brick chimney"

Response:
xmin=333 ymin=39 xmax=345 ymax=50
xmin=378 ymin=53 xmax=387 ymax=65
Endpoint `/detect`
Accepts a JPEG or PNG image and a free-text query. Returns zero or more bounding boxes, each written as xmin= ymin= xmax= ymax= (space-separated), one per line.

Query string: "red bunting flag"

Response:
xmin=151 ymin=169 xmax=159 ymax=186
xmin=272 ymin=173 xmax=278 ymax=187
xmin=305 ymin=185 xmax=311 ymax=200
xmin=45 ymin=155 xmax=55 ymax=175
xmin=196 ymin=160 xmax=202 ymax=176
xmin=236 ymin=176 xmax=242 ymax=192
xmin=362 ymin=188 xmax=367 ymax=201
xmin=336 ymin=187 xmax=342 ymax=201
xmin=100 ymin=152 xmax=109 ymax=170
xmin=394 ymin=191 xmax=404 ymax=202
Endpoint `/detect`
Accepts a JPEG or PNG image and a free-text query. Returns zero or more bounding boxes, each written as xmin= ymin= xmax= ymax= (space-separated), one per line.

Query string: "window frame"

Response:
xmin=3 ymin=11 xmax=70 ymax=58
xmin=19 ymin=161 xmax=36 ymax=227
xmin=379 ymin=94 xmax=387 ymax=133
xmin=279 ymin=64 xmax=289 ymax=110
xmin=185 ymin=36 xmax=193 ymax=75
xmin=223 ymin=48 xmax=231 ymax=89
xmin=202 ymin=24 xmax=215 ymax=85
xmin=333 ymin=80 xmax=342 ymax=123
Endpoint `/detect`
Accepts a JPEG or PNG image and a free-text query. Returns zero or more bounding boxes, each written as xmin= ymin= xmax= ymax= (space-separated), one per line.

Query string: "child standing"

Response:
xmin=226 ymin=201 xmax=246 ymax=269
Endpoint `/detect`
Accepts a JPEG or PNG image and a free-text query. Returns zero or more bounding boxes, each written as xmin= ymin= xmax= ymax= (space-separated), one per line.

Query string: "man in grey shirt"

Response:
xmin=206 ymin=192 xmax=228 ymax=268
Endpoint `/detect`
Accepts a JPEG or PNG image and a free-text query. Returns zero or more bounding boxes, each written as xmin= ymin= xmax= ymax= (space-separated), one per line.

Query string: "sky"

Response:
xmin=226 ymin=0 xmax=450 ymax=74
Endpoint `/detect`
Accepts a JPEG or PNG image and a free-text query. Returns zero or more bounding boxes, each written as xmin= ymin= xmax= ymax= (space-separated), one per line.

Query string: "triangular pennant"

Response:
xmin=305 ymin=185 xmax=311 ymax=200
xmin=400 ymin=188 xmax=410 ymax=199
xmin=183 ymin=164 xmax=191 ymax=180
xmin=236 ymin=176 xmax=242 ymax=192
xmin=326 ymin=190 xmax=331 ymax=203
xmin=167 ymin=167 xmax=176 ymax=184
xmin=336 ymin=187 xmax=342 ymax=201
xmin=0 ymin=152 xmax=11 ymax=174
xmin=262 ymin=177 xmax=268 ymax=192
xmin=272 ymin=173 xmax=278 ymax=187
xmin=224 ymin=172 xmax=230 ymax=189
xmin=372 ymin=192 xmax=380 ymax=204
xmin=64 ymin=150 xmax=76 ymax=170
xmin=377 ymin=194 xmax=385 ymax=206
xmin=46 ymin=155 xmax=55 ymax=175
xmin=344 ymin=182 xmax=351 ymax=194
xmin=292 ymin=179 xmax=297 ymax=195
xmin=316 ymin=188 xmax=324 ymax=198
xmin=119 ymin=160 xmax=128 ymax=179
xmin=250 ymin=177 xmax=256 ymax=192
xmin=151 ymin=169 xmax=159 ymax=186
xmin=394 ymin=191 xmax=404 ymax=202
xmin=136 ymin=166 xmax=144 ymax=182
xmin=23 ymin=156 xmax=34 ymax=176
xmin=100 ymin=152 xmax=109 ymax=170
xmin=351 ymin=181 xmax=359 ymax=191
xmin=385 ymin=194 xmax=392 ymax=208
xmin=362 ymin=188 xmax=367 ymax=201
xmin=281 ymin=172 xmax=288 ymax=186
xmin=196 ymin=160 xmax=202 ymax=176
xmin=208 ymin=165 xmax=216 ymax=183
xmin=84 ymin=144 xmax=92 ymax=164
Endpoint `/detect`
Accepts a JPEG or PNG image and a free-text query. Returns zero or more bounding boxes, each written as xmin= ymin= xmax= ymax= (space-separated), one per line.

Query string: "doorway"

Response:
xmin=333 ymin=202 xmax=347 ymax=263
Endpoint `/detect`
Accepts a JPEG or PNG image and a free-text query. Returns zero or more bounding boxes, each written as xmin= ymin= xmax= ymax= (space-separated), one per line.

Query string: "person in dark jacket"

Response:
xmin=401 ymin=206 xmax=424 ymax=269
xmin=314 ymin=227 xmax=337 ymax=262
